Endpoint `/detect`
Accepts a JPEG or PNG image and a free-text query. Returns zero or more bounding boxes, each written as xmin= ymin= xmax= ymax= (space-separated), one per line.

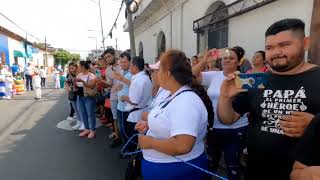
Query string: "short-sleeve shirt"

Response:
xmin=126 ymin=71 xmax=152 ymax=123
xmin=117 ymin=70 xmax=133 ymax=112
xmin=76 ymin=73 xmax=96 ymax=97
xmin=294 ymin=113 xmax=320 ymax=166
xmin=106 ymin=66 xmax=121 ymax=101
xmin=231 ymin=66 xmax=320 ymax=180
xmin=143 ymin=86 xmax=208 ymax=163
xmin=202 ymin=71 xmax=248 ymax=129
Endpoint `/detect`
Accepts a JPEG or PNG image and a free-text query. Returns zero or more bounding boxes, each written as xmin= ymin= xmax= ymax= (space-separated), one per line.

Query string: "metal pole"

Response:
xmin=98 ymin=0 xmax=105 ymax=50
xmin=95 ymin=38 xmax=98 ymax=52
xmin=126 ymin=7 xmax=136 ymax=57
xmin=309 ymin=0 xmax=320 ymax=65
xmin=45 ymin=37 xmax=48 ymax=66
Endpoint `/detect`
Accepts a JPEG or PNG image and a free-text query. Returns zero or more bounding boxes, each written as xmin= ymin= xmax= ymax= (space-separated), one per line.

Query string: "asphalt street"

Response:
xmin=0 ymin=82 xmax=128 ymax=180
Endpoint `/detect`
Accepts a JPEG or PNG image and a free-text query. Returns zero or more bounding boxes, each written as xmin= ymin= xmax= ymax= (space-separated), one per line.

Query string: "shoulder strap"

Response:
xmin=160 ymin=89 xmax=193 ymax=109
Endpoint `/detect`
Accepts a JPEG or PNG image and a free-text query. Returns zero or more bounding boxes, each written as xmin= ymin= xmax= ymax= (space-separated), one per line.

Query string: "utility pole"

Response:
xmin=115 ymin=38 xmax=118 ymax=50
xmin=309 ymin=0 xmax=320 ymax=65
xmin=98 ymin=0 xmax=105 ymax=50
xmin=45 ymin=37 xmax=48 ymax=67
xmin=126 ymin=3 xmax=136 ymax=57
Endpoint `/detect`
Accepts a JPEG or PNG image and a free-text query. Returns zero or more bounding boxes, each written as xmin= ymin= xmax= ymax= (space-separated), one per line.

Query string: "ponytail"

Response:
xmin=190 ymin=77 xmax=214 ymax=130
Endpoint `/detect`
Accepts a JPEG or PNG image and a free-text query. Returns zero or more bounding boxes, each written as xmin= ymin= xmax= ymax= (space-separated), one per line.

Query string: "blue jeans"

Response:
xmin=25 ymin=74 xmax=33 ymax=90
xmin=142 ymin=153 xmax=209 ymax=180
xmin=206 ymin=126 xmax=248 ymax=180
xmin=70 ymin=100 xmax=81 ymax=122
xmin=77 ymin=96 xmax=96 ymax=131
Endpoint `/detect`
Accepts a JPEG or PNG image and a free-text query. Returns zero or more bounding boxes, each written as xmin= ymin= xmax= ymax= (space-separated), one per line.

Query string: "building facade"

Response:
xmin=0 ymin=26 xmax=54 ymax=69
xmin=124 ymin=0 xmax=314 ymax=63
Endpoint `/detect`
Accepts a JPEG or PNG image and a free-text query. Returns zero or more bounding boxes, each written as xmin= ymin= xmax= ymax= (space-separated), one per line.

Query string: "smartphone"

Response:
xmin=211 ymin=48 xmax=231 ymax=59
xmin=235 ymin=73 xmax=269 ymax=89
xmin=95 ymin=69 xmax=101 ymax=79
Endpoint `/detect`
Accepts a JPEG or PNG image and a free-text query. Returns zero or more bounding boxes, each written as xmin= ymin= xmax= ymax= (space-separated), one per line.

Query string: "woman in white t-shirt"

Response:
xmin=193 ymin=47 xmax=249 ymax=180
xmin=138 ymin=49 xmax=214 ymax=180
xmin=75 ymin=61 xmax=97 ymax=139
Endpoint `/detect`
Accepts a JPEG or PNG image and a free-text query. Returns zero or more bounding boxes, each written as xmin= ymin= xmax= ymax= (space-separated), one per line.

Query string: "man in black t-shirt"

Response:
xmin=217 ymin=19 xmax=320 ymax=180
xmin=290 ymin=114 xmax=320 ymax=180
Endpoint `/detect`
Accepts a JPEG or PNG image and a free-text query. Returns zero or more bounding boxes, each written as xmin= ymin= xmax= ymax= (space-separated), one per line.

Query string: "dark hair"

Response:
xmin=192 ymin=55 xmax=198 ymax=59
xmin=68 ymin=61 xmax=77 ymax=68
xmin=162 ymin=49 xmax=214 ymax=129
xmin=131 ymin=56 xmax=145 ymax=71
xmin=231 ymin=46 xmax=245 ymax=61
xmin=265 ymin=18 xmax=305 ymax=38
xmin=79 ymin=60 xmax=91 ymax=70
xmin=119 ymin=52 xmax=131 ymax=61
xmin=102 ymin=48 xmax=115 ymax=56
xmin=256 ymin=50 xmax=266 ymax=60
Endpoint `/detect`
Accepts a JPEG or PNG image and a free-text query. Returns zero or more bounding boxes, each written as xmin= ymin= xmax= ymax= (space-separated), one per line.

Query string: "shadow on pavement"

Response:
xmin=0 ymin=94 xmax=128 ymax=180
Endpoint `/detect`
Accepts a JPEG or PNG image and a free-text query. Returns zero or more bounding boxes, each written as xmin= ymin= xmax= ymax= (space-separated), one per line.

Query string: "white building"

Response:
xmin=124 ymin=0 xmax=314 ymax=63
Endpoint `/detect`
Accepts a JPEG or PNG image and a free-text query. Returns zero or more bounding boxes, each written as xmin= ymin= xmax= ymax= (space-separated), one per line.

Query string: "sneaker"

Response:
xmin=66 ymin=116 xmax=74 ymax=121
xmin=79 ymin=123 xmax=85 ymax=130
xmin=72 ymin=121 xmax=82 ymax=130
xmin=110 ymin=138 xmax=122 ymax=148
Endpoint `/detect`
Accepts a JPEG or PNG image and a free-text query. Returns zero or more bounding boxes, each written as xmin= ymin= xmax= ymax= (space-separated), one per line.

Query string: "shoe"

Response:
xmin=79 ymin=130 xmax=90 ymax=137
xmin=66 ymin=116 xmax=75 ymax=121
xmin=87 ymin=131 xmax=96 ymax=139
xmin=72 ymin=121 xmax=82 ymax=130
xmin=110 ymin=138 xmax=122 ymax=148
xmin=79 ymin=123 xmax=85 ymax=130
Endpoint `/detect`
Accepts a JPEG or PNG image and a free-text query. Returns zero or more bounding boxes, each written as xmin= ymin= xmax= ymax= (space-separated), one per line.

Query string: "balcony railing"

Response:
xmin=193 ymin=0 xmax=278 ymax=33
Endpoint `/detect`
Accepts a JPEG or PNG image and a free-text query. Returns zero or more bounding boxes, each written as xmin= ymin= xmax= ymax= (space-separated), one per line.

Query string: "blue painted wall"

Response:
xmin=0 ymin=34 xmax=10 ymax=65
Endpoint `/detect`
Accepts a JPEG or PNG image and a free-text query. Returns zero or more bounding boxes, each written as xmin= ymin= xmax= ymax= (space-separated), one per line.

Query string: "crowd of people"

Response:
xmin=56 ymin=18 xmax=320 ymax=180
xmin=0 ymin=17 xmax=319 ymax=180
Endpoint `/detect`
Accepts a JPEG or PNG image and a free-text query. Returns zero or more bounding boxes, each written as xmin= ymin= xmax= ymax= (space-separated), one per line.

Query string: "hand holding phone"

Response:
xmin=211 ymin=48 xmax=231 ymax=59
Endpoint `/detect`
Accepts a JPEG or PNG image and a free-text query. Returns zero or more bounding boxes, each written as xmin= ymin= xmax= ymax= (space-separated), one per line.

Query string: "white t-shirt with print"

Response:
xmin=76 ymin=73 xmax=96 ymax=87
xmin=126 ymin=71 xmax=152 ymax=123
xmin=202 ymin=71 xmax=248 ymax=129
xmin=142 ymin=86 xmax=208 ymax=163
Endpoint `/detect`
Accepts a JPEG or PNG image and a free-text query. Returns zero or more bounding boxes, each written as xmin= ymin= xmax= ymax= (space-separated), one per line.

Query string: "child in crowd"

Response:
xmin=4 ymin=71 xmax=14 ymax=99
xmin=33 ymin=69 xmax=42 ymax=99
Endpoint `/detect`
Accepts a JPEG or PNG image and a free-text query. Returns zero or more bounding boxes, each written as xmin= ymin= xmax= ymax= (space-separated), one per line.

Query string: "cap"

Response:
xmin=149 ymin=61 xmax=160 ymax=70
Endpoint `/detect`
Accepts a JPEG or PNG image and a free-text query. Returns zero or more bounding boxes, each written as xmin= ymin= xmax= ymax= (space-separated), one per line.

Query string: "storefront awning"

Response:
xmin=13 ymin=50 xmax=26 ymax=58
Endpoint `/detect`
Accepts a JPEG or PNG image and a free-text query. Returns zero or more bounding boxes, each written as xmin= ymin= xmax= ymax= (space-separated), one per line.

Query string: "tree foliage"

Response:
xmin=53 ymin=49 xmax=80 ymax=66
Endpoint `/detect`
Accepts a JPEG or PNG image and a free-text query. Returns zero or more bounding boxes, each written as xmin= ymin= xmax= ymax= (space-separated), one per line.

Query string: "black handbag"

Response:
xmin=68 ymin=90 xmax=77 ymax=101
xmin=124 ymin=152 xmax=142 ymax=180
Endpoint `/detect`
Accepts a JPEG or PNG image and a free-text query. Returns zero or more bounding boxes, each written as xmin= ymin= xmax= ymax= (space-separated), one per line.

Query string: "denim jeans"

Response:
xmin=25 ymin=74 xmax=33 ymax=90
xmin=70 ymin=100 xmax=81 ymax=122
xmin=77 ymin=96 xmax=96 ymax=131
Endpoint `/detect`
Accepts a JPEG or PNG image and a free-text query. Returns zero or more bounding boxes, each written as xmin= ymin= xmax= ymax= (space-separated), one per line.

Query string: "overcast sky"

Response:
xmin=0 ymin=0 xmax=130 ymax=57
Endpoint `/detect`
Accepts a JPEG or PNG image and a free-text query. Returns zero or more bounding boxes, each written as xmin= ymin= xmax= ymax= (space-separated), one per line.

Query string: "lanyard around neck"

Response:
xmin=160 ymin=89 xmax=193 ymax=109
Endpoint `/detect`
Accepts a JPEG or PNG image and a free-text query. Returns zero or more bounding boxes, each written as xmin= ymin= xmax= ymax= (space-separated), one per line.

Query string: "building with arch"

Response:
xmin=124 ymin=0 xmax=314 ymax=63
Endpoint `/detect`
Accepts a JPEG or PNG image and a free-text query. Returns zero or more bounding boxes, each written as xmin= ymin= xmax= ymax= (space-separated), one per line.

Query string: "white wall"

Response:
xmin=229 ymin=0 xmax=313 ymax=61
xmin=7 ymin=37 xmax=25 ymax=66
xmin=133 ymin=0 xmax=313 ymax=63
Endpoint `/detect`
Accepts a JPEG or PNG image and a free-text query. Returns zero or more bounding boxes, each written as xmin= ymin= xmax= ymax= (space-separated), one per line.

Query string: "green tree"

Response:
xmin=53 ymin=49 xmax=80 ymax=66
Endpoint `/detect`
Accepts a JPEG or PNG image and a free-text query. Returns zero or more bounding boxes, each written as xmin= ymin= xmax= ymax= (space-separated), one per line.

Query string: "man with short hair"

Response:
xmin=24 ymin=63 xmax=34 ymax=91
xmin=119 ymin=56 xmax=152 ymax=151
xmin=102 ymin=48 xmax=122 ymax=144
xmin=217 ymin=18 xmax=320 ymax=180
xmin=112 ymin=52 xmax=133 ymax=148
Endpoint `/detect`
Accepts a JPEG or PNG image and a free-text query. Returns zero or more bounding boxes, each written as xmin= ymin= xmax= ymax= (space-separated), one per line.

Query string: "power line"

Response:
xmin=104 ymin=0 xmax=125 ymax=41
xmin=0 ymin=11 xmax=43 ymax=42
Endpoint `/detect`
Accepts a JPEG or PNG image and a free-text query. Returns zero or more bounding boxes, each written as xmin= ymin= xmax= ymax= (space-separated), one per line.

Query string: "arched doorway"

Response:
xmin=157 ymin=31 xmax=166 ymax=57
xmin=199 ymin=1 xmax=229 ymax=53
xmin=139 ymin=42 xmax=143 ymax=58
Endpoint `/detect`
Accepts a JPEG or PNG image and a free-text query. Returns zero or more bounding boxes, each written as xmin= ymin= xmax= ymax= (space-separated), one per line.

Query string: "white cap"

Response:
xmin=149 ymin=61 xmax=160 ymax=70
